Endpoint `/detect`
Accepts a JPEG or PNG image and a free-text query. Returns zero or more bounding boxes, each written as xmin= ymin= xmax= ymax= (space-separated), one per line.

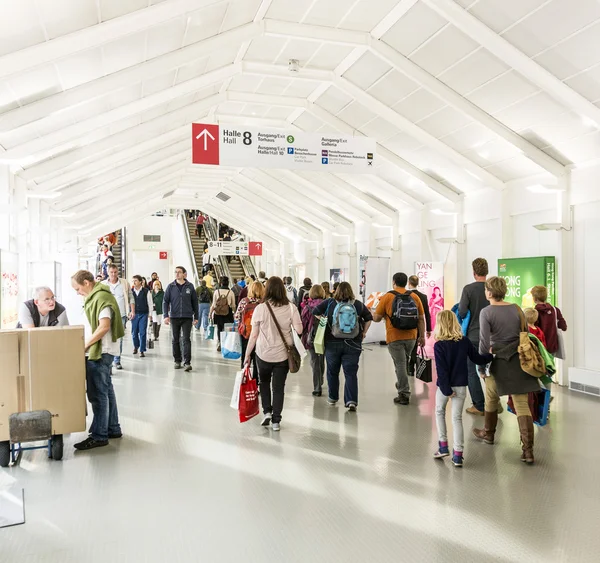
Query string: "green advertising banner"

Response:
xmin=498 ymin=257 xmax=556 ymax=307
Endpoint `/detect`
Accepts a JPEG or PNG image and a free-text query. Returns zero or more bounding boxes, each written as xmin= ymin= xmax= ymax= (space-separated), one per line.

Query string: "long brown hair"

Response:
xmin=333 ymin=281 xmax=354 ymax=301
xmin=264 ymin=276 xmax=289 ymax=307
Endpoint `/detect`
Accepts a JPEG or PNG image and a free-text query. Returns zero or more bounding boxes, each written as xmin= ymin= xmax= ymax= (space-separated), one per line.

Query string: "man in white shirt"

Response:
xmin=18 ymin=286 xmax=69 ymax=328
xmin=102 ymin=264 xmax=135 ymax=370
xmin=71 ymin=270 xmax=124 ymax=451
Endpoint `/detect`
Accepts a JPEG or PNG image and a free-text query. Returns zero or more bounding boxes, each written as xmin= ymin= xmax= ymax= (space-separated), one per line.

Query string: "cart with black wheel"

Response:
xmin=0 ymin=327 xmax=86 ymax=468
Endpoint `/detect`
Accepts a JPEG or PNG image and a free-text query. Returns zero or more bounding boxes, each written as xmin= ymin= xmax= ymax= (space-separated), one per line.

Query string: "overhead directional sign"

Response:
xmin=207 ymin=240 xmax=263 ymax=256
xmin=192 ymin=123 xmax=376 ymax=173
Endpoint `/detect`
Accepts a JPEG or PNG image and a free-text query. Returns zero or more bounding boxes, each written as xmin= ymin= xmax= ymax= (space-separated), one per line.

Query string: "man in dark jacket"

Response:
xmin=458 ymin=258 xmax=491 ymax=415
xmin=163 ymin=266 xmax=198 ymax=372
xmin=407 ymin=275 xmax=432 ymax=376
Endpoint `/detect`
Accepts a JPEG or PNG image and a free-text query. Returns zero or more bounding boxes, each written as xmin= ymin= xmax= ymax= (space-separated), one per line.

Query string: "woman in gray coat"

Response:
xmin=473 ymin=277 xmax=540 ymax=464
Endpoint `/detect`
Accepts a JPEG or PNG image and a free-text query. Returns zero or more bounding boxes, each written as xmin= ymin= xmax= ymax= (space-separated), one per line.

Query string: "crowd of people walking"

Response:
xmin=17 ymin=256 xmax=566 ymax=463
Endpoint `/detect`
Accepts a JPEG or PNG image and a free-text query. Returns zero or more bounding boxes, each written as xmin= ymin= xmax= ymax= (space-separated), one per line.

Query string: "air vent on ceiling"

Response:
xmin=216 ymin=192 xmax=231 ymax=202
xmin=162 ymin=190 xmax=175 ymax=199
xmin=143 ymin=235 xmax=161 ymax=242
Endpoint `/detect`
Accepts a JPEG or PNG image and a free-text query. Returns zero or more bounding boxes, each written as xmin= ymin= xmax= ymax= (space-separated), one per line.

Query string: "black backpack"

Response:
xmin=198 ymin=287 xmax=211 ymax=303
xmin=389 ymin=291 xmax=418 ymax=330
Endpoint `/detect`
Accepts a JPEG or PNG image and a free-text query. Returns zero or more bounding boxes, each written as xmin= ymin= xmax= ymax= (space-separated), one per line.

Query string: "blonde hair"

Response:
xmin=524 ymin=308 xmax=539 ymax=325
xmin=485 ymin=276 xmax=507 ymax=301
xmin=248 ymin=281 xmax=265 ymax=300
xmin=434 ymin=310 xmax=463 ymax=342
xmin=309 ymin=284 xmax=326 ymax=299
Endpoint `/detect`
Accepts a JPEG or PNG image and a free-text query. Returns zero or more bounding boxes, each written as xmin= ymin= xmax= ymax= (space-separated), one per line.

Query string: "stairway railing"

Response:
xmin=180 ymin=213 xmax=201 ymax=287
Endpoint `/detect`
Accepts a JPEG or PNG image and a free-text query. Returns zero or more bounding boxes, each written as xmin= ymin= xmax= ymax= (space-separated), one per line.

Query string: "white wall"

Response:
xmin=126 ymin=215 xmax=176 ymax=286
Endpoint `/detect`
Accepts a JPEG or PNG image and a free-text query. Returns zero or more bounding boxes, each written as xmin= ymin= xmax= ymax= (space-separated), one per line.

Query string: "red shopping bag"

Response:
xmin=239 ymin=367 xmax=260 ymax=423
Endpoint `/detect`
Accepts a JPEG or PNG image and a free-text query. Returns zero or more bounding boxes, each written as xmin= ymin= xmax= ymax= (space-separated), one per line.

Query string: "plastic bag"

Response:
xmin=292 ymin=330 xmax=307 ymax=359
xmin=205 ymin=324 xmax=215 ymax=340
xmin=313 ymin=316 xmax=327 ymax=355
xmin=221 ymin=331 xmax=242 ymax=360
xmin=238 ymin=367 xmax=259 ymax=423
xmin=230 ymin=369 xmax=244 ymax=409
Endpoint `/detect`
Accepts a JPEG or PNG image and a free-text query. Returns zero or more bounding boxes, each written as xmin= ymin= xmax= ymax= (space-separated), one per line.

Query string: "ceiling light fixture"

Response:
xmin=431 ymin=208 xmax=456 ymax=216
xmin=288 ymin=59 xmax=300 ymax=73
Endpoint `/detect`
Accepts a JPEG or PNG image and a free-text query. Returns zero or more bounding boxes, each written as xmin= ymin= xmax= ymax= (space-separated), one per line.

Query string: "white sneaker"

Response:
xmin=272 ymin=423 xmax=280 ymax=431
xmin=261 ymin=414 xmax=272 ymax=427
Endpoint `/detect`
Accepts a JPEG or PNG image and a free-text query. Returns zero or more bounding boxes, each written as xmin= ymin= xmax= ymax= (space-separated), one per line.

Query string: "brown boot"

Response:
xmin=472 ymin=411 xmax=498 ymax=444
xmin=518 ymin=416 xmax=535 ymax=464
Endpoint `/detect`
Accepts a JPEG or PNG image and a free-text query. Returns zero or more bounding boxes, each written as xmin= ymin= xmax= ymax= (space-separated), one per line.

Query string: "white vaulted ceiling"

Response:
xmin=1 ymin=0 xmax=599 ymax=239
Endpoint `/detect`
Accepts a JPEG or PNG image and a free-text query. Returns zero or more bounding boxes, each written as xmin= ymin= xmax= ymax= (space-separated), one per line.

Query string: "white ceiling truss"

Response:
xmin=1 ymin=0 xmax=598 ymax=242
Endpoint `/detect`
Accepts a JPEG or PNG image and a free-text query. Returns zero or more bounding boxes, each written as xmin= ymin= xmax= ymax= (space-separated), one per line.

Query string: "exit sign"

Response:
xmin=159 ymin=251 xmax=168 ymax=260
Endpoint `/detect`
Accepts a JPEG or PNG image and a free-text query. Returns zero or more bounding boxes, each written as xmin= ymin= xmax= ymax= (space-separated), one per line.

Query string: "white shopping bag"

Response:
xmin=222 ymin=331 xmax=242 ymax=360
xmin=292 ymin=330 xmax=307 ymax=359
xmin=230 ymin=369 xmax=244 ymax=409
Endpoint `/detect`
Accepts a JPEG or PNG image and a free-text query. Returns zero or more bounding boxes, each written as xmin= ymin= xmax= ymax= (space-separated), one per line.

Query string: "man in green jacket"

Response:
xmin=71 ymin=270 xmax=125 ymax=451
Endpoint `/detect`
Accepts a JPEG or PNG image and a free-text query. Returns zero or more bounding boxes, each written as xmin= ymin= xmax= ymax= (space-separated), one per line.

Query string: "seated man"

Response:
xmin=18 ymin=286 xmax=69 ymax=328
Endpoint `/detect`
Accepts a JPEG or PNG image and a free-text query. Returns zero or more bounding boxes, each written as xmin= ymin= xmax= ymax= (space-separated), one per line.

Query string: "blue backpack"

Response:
xmin=331 ymin=300 xmax=360 ymax=339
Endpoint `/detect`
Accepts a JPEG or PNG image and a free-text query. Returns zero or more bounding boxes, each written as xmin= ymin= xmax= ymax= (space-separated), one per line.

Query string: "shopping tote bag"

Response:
xmin=205 ymin=324 xmax=215 ymax=340
xmin=221 ymin=331 xmax=242 ymax=360
xmin=415 ymin=346 xmax=433 ymax=383
xmin=292 ymin=330 xmax=307 ymax=359
xmin=230 ymin=369 xmax=244 ymax=409
xmin=239 ymin=368 xmax=259 ymax=423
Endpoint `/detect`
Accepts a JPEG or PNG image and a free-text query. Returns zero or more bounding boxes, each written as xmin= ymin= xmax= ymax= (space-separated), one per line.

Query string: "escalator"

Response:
xmin=184 ymin=214 xmax=230 ymax=283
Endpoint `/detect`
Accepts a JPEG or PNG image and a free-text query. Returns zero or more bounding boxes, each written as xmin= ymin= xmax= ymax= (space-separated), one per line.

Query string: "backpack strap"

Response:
xmin=265 ymin=301 xmax=292 ymax=353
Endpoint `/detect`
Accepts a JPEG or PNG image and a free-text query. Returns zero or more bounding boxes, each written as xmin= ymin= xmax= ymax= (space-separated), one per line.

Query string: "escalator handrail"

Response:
xmin=180 ymin=212 xmax=201 ymax=287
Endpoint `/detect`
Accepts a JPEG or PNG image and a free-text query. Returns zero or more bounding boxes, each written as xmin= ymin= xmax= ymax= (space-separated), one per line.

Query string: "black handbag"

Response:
xmin=415 ymin=346 xmax=432 ymax=383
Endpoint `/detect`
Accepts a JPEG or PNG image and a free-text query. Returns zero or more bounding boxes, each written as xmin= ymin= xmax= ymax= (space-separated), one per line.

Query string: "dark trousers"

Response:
xmin=241 ymin=336 xmax=258 ymax=381
xmin=171 ymin=317 xmax=193 ymax=364
xmin=86 ymin=354 xmax=121 ymax=441
xmin=468 ymin=357 xmax=485 ymax=412
xmin=408 ymin=337 xmax=418 ymax=376
xmin=215 ymin=312 xmax=233 ymax=343
xmin=131 ymin=313 xmax=148 ymax=352
xmin=325 ymin=341 xmax=362 ymax=406
xmin=256 ymin=356 xmax=289 ymax=423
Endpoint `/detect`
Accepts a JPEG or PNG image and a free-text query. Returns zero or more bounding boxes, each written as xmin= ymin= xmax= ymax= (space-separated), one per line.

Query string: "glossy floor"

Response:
xmin=1 ymin=332 xmax=598 ymax=562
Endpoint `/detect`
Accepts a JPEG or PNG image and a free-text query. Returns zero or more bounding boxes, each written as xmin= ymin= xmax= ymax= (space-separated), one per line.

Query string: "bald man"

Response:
xmin=18 ymin=287 xmax=69 ymax=328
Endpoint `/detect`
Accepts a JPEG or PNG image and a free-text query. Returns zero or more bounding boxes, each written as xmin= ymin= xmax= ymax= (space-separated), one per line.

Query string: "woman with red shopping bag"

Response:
xmin=244 ymin=277 xmax=303 ymax=431
xmin=237 ymin=365 xmax=260 ymax=423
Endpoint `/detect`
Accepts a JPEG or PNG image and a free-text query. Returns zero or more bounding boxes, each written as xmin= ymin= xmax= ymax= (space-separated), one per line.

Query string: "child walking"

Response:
xmin=433 ymin=310 xmax=494 ymax=467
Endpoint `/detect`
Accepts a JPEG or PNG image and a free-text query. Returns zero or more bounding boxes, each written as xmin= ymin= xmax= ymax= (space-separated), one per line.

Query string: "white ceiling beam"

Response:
xmin=4 ymin=67 xmax=235 ymax=161
xmin=37 ymin=139 xmax=190 ymax=195
xmin=261 ymin=22 xmax=561 ymax=180
xmin=225 ymin=175 xmax=325 ymax=236
xmin=200 ymin=200 xmax=285 ymax=247
xmin=0 ymin=23 xmax=259 ymax=133
xmin=19 ymin=95 xmax=221 ymax=180
xmin=62 ymin=166 xmax=185 ymax=215
xmin=238 ymin=170 xmax=350 ymax=232
xmin=305 ymin=103 xmax=461 ymax=202
xmin=226 ymin=91 xmax=307 ymax=108
xmin=304 ymin=172 xmax=397 ymax=220
xmin=366 ymin=175 xmax=425 ymax=209
xmin=275 ymin=170 xmax=373 ymax=223
xmin=371 ymin=0 xmax=419 ymax=39
xmin=335 ymin=77 xmax=504 ymax=190
xmin=422 ymin=0 xmax=600 ymax=127
xmin=20 ymin=124 xmax=188 ymax=182
xmin=263 ymin=19 xmax=370 ymax=46
xmin=261 ymin=170 xmax=358 ymax=228
xmin=370 ymin=40 xmax=566 ymax=178
xmin=219 ymin=179 xmax=321 ymax=239
xmin=0 ymin=0 xmax=228 ymax=81
xmin=56 ymin=154 xmax=188 ymax=210
xmin=242 ymin=61 xmax=333 ymax=82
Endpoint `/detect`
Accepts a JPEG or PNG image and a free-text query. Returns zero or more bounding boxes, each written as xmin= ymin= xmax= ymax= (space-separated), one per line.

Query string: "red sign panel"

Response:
xmin=248 ymin=242 xmax=263 ymax=256
xmin=159 ymin=251 xmax=168 ymax=260
xmin=192 ymin=123 xmax=220 ymax=165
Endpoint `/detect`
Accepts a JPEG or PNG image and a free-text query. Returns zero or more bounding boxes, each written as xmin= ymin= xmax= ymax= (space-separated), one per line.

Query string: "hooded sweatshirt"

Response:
xmin=535 ymin=303 xmax=567 ymax=354
xmin=284 ymin=283 xmax=298 ymax=304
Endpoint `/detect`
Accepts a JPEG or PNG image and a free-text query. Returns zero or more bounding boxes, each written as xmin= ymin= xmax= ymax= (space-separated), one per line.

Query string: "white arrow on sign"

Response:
xmin=196 ymin=128 xmax=215 ymax=150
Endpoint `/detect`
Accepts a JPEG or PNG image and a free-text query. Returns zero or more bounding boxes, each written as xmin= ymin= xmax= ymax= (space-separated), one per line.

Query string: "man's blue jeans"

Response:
xmin=131 ymin=313 xmax=148 ymax=352
xmin=114 ymin=316 xmax=127 ymax=364
xmin=325 ymin=340 xmax=362 ymax=406
xmin=86 ymin=353 xmax=121 ymax=441
xmin=196 ymin=303 xmax=210 ymax=330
